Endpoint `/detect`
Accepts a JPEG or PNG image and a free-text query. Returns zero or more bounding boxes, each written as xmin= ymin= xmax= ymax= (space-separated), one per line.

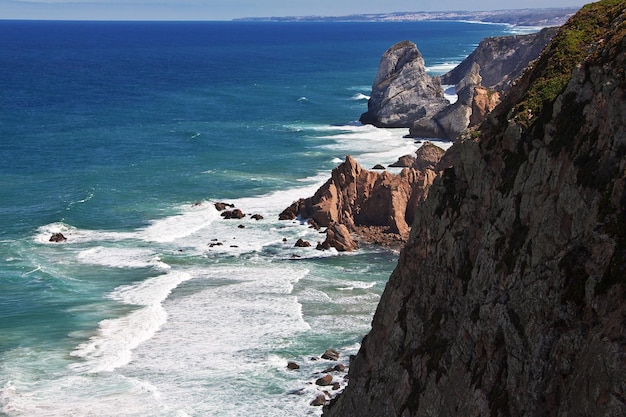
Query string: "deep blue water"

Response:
xmin=0 ymin=20 xmax=514 ymax=416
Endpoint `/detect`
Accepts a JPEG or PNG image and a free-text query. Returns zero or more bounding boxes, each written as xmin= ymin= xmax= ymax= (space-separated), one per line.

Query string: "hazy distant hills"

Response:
xmin=236 ymin=8 xmax=579 ymax=27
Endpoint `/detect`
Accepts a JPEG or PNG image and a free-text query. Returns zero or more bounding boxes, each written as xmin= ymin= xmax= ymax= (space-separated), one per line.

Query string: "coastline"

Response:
xmin=0 ymin=20 xmax=525 ymax=417
xmin=235 ymin=7 xmax=579 ymax=27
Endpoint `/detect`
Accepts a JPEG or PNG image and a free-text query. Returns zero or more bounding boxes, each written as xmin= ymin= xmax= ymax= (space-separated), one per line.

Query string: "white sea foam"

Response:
xmin=77 ymin=247 xmax=169 ymax=270
xmin=34 ymin=222 xmax=135 ymax=244
xmin=426 ymin=62 xmax=458 ymax=75
xmin=337 ymin=280 xmax=377 ymax=291
xmin=69 ymin=271 xmax=192 ymax=373
xmin=443 ymin=84 xmax=458 ymax=104
xmin=139 ymin=201 xmax=220 ymax=243
xmin=350 ymin=93 xmax=370 ymax=101
xmin=111 ymin=265 xmax=313 ymax=414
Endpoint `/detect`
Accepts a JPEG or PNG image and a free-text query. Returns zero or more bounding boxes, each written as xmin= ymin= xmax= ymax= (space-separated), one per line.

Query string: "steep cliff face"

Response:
xmin=360 ymin=41 xmax=448 ymax=128
xmin=440 ymin=27 xmax=558 ymax=92
xmin=324 ymin=2 xmax=626 ymax=416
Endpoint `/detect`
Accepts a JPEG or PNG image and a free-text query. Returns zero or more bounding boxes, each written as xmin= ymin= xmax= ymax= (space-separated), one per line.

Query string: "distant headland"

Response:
xmin=235 ymin=7 xmax=579 ymax=27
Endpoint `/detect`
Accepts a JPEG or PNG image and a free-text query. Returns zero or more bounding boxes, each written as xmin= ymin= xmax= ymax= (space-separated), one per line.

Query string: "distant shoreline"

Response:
xmin=235 ymin=7 xmax=579 ymax=27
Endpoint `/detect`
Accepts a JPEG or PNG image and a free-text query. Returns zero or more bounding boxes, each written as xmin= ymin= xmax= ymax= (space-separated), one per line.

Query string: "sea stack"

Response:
xmin=359 ymin=41 xmax=448 ymax=128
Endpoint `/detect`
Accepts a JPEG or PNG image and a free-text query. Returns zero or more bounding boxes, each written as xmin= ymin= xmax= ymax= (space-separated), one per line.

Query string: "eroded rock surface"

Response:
xmin=360 ymin=41 xmax=448 ymax=128
xmin=324 ymin=3 xmax=626 ymax=416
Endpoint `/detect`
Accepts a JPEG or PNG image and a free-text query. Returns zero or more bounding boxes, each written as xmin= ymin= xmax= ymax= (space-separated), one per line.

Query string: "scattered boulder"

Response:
xmin=214 ymin=202 xmax=234 ymax=211
xmin=317 ymin=223 xmax=359 ymax=252
xmin=310 ymin=394 xmax=327 ymax=406
xmin=294 ymin=238 xmax=311 ymax=248
xmin=251 ymin=214 xmax=264 ymax=220
xmin=238 ymin=224 xmax=245 ymax=229
xmin=321 ymin=349 xmax=340 ymax=361
xmin=49 ymin=232 xmax=67 ymax=242
xmin=221 ymin=209 xmax=245 ymax=219
xmin=372 ymin=164 xmax=385 ymax=170
xmin=287 ymin=361 xmax=300 ymax=370
xmin=316 ymin=375 xmax=333 ymax=386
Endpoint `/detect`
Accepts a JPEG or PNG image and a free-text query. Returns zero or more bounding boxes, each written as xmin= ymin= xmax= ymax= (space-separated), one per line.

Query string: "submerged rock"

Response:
xmin=49 ymin=232 xmax=67 ymax=242
xmin=214 ymin=202 xmax=234 ymax=211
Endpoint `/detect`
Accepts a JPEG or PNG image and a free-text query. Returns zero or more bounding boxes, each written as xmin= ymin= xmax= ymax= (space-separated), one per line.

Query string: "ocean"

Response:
xmin=1 ymin=20 xmax=519 ymax=416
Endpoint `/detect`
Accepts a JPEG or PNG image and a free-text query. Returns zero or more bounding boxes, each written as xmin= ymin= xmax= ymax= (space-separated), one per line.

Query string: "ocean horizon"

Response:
xmin=1 ymin=20 xmax=522 ymax=416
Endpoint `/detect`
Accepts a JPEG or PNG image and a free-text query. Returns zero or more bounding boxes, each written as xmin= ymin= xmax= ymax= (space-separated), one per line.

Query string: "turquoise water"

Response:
xmin=1 ymin=20 xmax=514 ymax=416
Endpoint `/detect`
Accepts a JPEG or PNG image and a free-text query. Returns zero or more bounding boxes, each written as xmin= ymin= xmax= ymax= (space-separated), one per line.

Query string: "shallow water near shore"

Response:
xmin=1 ymin=20 xmax=517 ymax=416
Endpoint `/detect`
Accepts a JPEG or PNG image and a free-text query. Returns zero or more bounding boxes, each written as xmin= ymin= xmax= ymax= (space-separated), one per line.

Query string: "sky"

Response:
xmin=1 ymin=0 xmax=589 ymax=21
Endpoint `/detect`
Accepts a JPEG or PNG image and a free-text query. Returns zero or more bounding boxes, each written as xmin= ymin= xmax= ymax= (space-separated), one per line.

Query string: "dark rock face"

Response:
xmin=360 ymin=41 xmax=448 ymax=128
xmin=440 ymin=26 xmax=559 ymax=92
xmin=324 ymin=3 xmax=626 ymax=417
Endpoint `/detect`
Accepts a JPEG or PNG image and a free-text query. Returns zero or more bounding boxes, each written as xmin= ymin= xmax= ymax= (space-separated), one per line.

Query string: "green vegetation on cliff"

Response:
xmin=513 ymin=0 xmax=625 ymax=126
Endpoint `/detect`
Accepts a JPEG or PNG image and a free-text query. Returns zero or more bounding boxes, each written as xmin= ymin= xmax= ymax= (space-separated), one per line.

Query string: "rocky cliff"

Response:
xmin=361 ymin=28 xmax=558 ymax=139
xmin=440 ymin=27 xmax=558 ymax=92
xmin=324 ymin=2 xmax=626 ymax=416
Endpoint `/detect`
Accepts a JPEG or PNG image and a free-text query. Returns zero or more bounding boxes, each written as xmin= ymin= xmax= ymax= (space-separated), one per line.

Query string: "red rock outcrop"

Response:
xmin=469 ymin=86 xmax=501 ymax=127
xmin=281 ymin=144 xmax=446 ymax=248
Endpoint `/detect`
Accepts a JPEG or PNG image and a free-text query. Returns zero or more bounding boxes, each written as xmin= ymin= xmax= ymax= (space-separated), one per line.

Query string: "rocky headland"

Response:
xmin=362 ymin=27 xmax=558 ymax=140
xmin=280 ymin=15 xmax=562 ymax=251
xmin=323 ymin=1 xmax=626 ymax=416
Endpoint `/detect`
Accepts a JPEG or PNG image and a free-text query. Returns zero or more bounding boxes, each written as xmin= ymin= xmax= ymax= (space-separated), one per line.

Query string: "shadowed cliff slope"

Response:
xmin=324 ymin=1 xmax=626 ymax=416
